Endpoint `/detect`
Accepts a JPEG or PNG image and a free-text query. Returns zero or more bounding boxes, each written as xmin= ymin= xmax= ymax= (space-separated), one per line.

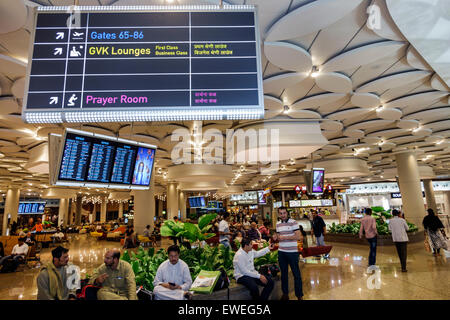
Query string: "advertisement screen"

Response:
xmin=312 ymin=169 xmax=325 ymax=193
xmin=131 ymin=147 xmax=156 ymax=186
xmin=257 ymin=190 xmax=266 ymax=204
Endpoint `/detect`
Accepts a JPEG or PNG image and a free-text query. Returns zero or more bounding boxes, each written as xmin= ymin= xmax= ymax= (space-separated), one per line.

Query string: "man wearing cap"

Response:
xmin=89 ymin=249 xmax=137 ymax=300
xmin=36 ymin=246 xmax=78 ymax=300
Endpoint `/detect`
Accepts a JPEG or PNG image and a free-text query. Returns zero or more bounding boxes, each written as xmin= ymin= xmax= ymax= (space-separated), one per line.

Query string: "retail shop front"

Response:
xmin=344 ymin=181 xmax=450 ymax=230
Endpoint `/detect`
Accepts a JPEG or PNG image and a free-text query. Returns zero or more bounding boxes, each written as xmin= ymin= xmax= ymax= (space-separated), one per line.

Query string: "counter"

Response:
xmin=295 ymin=216 xmax=340 ymax=232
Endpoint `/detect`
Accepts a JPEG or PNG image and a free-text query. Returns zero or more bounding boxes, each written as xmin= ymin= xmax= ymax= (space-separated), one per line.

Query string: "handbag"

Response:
xmin=424 ymin=233 xmax=432 ymax=252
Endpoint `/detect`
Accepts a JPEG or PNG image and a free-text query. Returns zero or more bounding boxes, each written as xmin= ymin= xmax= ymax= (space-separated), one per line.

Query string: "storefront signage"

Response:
xmin=230 ymin=191 xmax=258 ymax=204
xmin=391 ymin=192 xmax=425 ymax=198
xmin=23 ymin=6 xmax=263 ymax=123
xmin=294 ymin=185 xmax=301 ymax=194
xmin=273 ymin=201 xmax=282 ymax=209
xmin=289 ymin=200 xmax=302 ymax=207
xmin=288 ymin=199 xmax=333 ymax=208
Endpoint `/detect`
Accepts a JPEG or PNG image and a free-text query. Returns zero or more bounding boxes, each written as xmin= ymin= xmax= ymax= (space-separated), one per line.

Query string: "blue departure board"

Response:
xmin=18 ymin=202 xmax=46 ymax=214
xmin=56 ymin=128 xmax=156 ymax=189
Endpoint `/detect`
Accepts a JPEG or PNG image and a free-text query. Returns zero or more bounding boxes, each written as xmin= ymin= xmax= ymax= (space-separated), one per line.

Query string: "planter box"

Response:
xmin=325 ymin=232 xmax=424 ymax=246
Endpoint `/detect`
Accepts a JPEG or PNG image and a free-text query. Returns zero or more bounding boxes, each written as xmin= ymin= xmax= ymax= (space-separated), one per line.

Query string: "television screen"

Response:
xmin=312 ymin=168 xmax=325 ymax=194
xmin=257 ymin=190 xmax=266 ymax=204
xmin=56 ymin=128 xmax=156 ymax=189
xmin=189 ymin=196 xmax=206 ymax=208
xmin=18 ymin=202 xmax=46 ymax=214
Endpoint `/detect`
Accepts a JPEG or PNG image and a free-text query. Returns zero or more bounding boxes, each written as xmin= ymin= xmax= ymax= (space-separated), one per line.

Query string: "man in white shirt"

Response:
xmin=0 ymin=237 xmax=29 ymax=272
xmin=153 ymin=245 xmax=192 ymax=300
xmin=388 ymin=209 xmax=409 ymax=272
xmin=219 ymin=212 xmax=233 ymax=248
xmin=233 ymin=238 xmax=275 ymax=300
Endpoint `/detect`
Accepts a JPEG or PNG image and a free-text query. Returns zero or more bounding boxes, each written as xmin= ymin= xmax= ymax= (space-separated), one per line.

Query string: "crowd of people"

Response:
xmin=2 ymin=205 xmax=446 ymax=301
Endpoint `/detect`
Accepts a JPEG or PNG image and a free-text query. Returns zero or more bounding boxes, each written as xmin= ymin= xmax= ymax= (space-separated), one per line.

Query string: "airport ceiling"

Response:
xmin=0 ymin=0 xmax=448 ymax=198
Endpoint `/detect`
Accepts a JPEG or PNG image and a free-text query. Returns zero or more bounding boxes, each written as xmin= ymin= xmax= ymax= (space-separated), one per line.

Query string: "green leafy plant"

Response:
xmin=160 ymin=214 xmax=217 ymax=244
xmin=121 ymin=242 xmax=244 ymax=290
xmin=330 ymin=219 xmax=418 ymax=235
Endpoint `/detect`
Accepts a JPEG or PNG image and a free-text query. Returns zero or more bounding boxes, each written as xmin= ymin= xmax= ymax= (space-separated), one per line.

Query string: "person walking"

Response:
xmin=423 ymin=209 xmax=448 ymax=256
xmin=274 ymin=207 xmax=303 ymax=300
xmin=388 ymin=209 xmax=409 ymax=272
xmin=359 ymin=208 xmax=378 ymax=267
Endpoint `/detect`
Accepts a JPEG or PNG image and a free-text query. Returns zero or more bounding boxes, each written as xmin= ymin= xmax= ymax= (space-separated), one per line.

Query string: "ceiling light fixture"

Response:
xmin=311 ymin=66 xmax=320 ymax=77
xmin=283 ymin=105 xmax=290 ymax=114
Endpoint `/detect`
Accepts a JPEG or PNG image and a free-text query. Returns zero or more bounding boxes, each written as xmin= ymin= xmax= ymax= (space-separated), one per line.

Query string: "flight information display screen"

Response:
xmin=23 ymin=6 xmax=263 ymax=123
xmin=18 ymin=202 xmax=46 ymax=214
xmin=56 ymin=128 xmax=156 ymax=189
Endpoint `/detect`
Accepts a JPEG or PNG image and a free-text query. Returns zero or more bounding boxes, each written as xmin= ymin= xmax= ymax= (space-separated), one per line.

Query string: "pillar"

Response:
xmin=158 ymin=199 xmax=164 ymax=217
xmin=281 ymin=191 xmax=285 ymax=206
xmin=423 ymin=179 xmax=438 ymax=214
xmin=395 ymin=151 xmax=426 ymax=230
xmin=90 ymin=203 xmax=96 ymax=223
xmin=167 ymin=182 xmax=179 ymax=220
xmin=178 ymin=191 xmax=186 ymax=220
xmin=2 ymin=188 xmax=20 ymax=236
xmin=74 ymin=195 xmax=82 ymax=225
xmin=58 ymin=198 xmax=69 ymax=227
xmin=100 ymin=196 xmax=107 ymax=223
xmin=133 ymin=177 xmax=155 ymax=234
xmin=119 ymin=202 xmax=124 ymax=218
xmin=444 ymin=191 xmax=450 ymax=216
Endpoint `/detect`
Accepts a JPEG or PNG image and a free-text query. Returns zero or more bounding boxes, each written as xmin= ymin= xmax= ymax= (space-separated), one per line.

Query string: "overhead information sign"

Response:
xmin=23 ymin=5 xmax=264 ymax=123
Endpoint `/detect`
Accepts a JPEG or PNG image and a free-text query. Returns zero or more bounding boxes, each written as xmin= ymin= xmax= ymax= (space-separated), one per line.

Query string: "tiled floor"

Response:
xmin=0 ymin=234 xmax=448 ymax=300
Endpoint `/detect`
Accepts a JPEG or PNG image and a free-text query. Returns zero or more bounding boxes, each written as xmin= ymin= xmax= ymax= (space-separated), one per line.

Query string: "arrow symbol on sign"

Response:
xmin=56 ymin=32 xmax=64 ymax=40
xmin=49 ymin=97 xmax=58 ymax=104
xmin=54 ymin=48 xmax=63 ymax=56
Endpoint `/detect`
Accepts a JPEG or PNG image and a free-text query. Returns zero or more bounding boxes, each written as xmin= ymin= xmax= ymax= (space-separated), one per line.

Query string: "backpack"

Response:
xmin=213 ymin=267 xmax=230 ymax=291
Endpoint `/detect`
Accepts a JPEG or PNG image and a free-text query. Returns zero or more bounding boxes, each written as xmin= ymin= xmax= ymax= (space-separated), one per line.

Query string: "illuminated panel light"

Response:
xmin=61 ymin=109 xmax=262 ymax=123
xmin=37 ymin=5 xmax=255 ymax=12
xmin=25 ymin=112 xmax=62 ymax=123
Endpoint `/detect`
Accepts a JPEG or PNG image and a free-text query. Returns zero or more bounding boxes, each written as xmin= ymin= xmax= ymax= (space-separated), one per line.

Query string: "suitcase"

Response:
xmin=301 ymin=245 xmax=332 ymax=257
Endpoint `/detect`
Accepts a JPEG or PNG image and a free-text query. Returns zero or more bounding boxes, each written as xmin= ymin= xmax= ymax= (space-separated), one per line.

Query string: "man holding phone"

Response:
xmin=153 ymin=245 xmax=193 ymax=300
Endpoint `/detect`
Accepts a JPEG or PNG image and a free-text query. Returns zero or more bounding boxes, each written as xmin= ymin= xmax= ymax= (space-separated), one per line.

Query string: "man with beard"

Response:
xmin=89 ymin=249 xmax=137 ymax=300
xmin=37 ymin=246 xmax=77 ymax=300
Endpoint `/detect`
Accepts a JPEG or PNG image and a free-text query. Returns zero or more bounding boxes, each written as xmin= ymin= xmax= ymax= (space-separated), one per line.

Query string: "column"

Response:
xmin=133 ymin=177 xmax=155 ymax=234
xmin=444 ymin=191 xmax=450 ymax=215
xmin=167 ymin=182 xmax=179 ymax=220
xmin=281 ymin=191 xmax=285 ymax=206
xmin=395 ymin=151 xmax=426 ymax=230
xmin=2 ymin=188 xmax=20 ymax=236
xmin=119 ymin=202 xmax=124 ymax=219
xmin=58 ymin=198 xmax=70 ymax=227
xmin=423 ymin=179 xmax=438 ymax=213
xmin=178 ymin=191 xmax=186 ymax=220
xmin=158 ymin=199 xmax=164 ymax=217
xmin=75 ymin=194 xmax=82 ymax=225
xmin=100 ymin=197 xmax=107 ymax=223
xmin=90 ymin=203 xmax=96 ymax=223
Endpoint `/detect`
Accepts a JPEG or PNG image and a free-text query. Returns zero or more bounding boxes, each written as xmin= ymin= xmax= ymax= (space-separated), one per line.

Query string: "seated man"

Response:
xmin=24 ymin=232 xmax=36 ymax=246
xmin=0 ymin=237 xmax=29 ymax=272
xmin=143 ymin=225 xmax=151 ymax=238
xmin=37 ymin=246 xmax=77 ymax=300
xmin=233 ymin=238 xmax=275 ymax=301
xmin=89 ymin=249 xmax=137 ymax=300
xmin=247 ymin=222 xmax=262 ymax=241
xmin=153 ymin=245 xmax=192 ymax=300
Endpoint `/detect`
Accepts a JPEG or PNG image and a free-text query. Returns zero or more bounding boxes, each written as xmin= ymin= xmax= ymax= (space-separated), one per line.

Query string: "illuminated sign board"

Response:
xmin=23 ymin=5 xmax=263 ymax=123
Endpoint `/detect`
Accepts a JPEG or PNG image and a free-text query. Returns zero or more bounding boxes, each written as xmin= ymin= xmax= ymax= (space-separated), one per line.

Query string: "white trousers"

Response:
xmin=153 ymin=285 xmax=186 ymax=300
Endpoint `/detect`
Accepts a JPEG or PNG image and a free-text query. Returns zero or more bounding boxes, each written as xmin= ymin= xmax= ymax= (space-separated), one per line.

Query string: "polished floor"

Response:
xmin=0 ymin=234 xmax=448 ymax=300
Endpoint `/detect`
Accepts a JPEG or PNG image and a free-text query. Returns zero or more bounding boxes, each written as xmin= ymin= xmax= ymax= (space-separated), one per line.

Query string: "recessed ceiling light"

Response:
xmin=311 ymin=66 xmax=320 ymax=77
